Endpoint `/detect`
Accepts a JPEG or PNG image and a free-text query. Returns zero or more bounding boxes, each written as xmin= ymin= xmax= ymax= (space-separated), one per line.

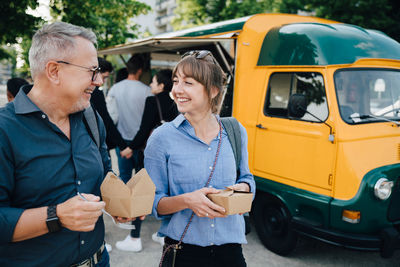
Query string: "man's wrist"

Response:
xmin=46 ymin=205 xmax=61 ymax=233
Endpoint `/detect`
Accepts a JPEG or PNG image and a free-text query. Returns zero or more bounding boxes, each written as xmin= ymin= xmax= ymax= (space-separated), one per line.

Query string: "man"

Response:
xmin=6 ymin=77 xmax=29 ymax=102
xmin=0 ymin=22 xmax=111 ymax=266
xmin=91 ymin=57 xmax=127 ymax=152
xmin=106 ymin=54 xmax=152 ymax=252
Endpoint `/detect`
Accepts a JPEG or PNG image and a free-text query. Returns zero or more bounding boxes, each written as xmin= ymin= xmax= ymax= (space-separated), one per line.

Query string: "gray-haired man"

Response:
xmin=0 ymin=22 xmax=111 ymax=266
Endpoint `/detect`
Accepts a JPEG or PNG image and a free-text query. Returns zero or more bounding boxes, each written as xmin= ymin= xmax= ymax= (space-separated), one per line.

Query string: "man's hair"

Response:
xmin=155 ymin=69 xmax=173 ymax=92
xmin=126 ymin=54 xmax=144 ymax=75
xmin=7 ymin=78 xmax=29 ymax=97
xmin=98 ymin=57 xmax=113 ymax=73
xmin=29 ymin=21 xmax=97 ymax=80
xmin=115 ymin=68 xmax=128 ymax=83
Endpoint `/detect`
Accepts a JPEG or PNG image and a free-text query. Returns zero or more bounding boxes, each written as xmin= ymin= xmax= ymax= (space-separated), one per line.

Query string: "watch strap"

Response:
xmin=46 ymin=205 xmax=61 ymax=233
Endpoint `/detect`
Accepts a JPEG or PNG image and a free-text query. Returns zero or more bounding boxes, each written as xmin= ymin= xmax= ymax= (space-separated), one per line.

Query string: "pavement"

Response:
xmin=0 ymin=84 xmax=399 ymax=266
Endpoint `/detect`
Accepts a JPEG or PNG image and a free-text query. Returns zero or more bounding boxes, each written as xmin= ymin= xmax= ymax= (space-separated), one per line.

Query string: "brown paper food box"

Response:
xmin=208 ymin=188 xmax=254 ymax=215
xmin=100 ymin=169 xmax=156 ymax=218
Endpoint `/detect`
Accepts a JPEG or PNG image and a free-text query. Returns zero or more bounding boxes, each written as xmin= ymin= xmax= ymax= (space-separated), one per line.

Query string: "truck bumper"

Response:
xmin=292 ymin=217 xmax=400 ymax=258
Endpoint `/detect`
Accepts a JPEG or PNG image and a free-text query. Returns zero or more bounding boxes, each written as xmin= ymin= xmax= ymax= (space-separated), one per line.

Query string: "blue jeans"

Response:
xmin=115 ymin=146 xmax=143 ymax=237
xmin=95 ymin=248 xmax=110 ymax=267
xmin=115 ymin=146 xmax=143 ymax=183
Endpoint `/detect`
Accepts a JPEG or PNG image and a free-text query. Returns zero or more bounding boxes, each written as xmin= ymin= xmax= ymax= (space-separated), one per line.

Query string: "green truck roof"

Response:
xmin=257 ymin=23 xmax=400 ymax=66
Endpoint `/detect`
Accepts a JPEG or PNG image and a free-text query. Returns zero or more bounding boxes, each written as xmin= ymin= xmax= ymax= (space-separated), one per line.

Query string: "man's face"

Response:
xmin=57 ymin=37 xmax=103 ymax=113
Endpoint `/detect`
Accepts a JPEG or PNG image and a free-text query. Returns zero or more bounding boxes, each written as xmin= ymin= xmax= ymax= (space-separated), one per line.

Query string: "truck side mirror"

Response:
xmin=288 ymin=94 xmax=308 ymax=118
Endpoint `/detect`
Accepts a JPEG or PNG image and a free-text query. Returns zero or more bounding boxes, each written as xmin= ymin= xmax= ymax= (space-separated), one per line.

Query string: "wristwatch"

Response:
xmin=46 ymin=205 xmax=61 ymax=233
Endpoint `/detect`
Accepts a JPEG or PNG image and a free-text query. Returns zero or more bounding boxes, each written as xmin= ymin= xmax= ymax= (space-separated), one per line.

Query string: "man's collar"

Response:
xmin=13 ymin=85 xmax=41 ymax=115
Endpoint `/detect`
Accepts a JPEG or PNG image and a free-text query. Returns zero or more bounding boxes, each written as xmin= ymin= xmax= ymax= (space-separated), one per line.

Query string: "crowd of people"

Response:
xmin=0 ymin=21 xmax=254 ymax=267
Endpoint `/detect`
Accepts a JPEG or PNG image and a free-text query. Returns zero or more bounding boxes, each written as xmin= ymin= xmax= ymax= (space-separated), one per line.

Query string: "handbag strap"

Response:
xmin=159 ymin=119 xmax=223 ymax=267
xmin=155 ymin=96 xmax=165 ymax=124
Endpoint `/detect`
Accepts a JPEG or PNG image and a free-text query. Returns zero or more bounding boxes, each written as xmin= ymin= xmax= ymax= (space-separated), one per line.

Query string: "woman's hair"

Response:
xmin=172 ymin=52 xmax=226 ymax=114
xmin=7 ymin=78 xmax=29 ymax=97
xmin=155 ymin=69 xmax=173 ymax=92
xmin=28 ymin=21 xmax=97 ymax=80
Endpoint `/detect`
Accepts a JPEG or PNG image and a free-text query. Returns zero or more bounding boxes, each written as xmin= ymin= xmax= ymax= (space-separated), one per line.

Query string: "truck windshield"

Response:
xmin=334 ymin=69 xmax=400 ymax=124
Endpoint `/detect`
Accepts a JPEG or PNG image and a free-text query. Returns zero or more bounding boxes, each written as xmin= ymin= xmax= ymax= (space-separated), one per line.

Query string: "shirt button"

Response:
xmin=77 ymin=180 xmax=81 ymax=185
xmin=209 ymin=166 xmax=212 ymax=170
xmin=208 ymin=147 xmax=211 ymax=151
xmin=41 ymin=114 xmax=46 ymax=119
xmin=211 ymin=224 xmax=214 ymax=227
xmin=81 ymin=240 xmax=85 ymax=245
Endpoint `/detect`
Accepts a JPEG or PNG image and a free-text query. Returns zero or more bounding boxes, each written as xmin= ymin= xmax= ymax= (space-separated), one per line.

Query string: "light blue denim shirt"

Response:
xmin=144 ymin=114 xmax=255 ymax=246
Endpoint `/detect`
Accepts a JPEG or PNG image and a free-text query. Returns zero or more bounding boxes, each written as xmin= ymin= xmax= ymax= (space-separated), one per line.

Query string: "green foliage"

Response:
xmin=292 ymin=0 xmax=400 ymax=42
xmin=172 ymin=0 xmax=275 ymax=30
xmin=173 ymin=0 xmax=400 ymax=42
xmin=0 ymin=1 xmax=41 ymax=60
xmin=49 ymin=0 xmax=151 ymax=49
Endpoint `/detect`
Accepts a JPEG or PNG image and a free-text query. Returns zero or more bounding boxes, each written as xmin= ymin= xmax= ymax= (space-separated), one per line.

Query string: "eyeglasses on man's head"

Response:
xmin=56 ymin=61 xmax=101 ymax=82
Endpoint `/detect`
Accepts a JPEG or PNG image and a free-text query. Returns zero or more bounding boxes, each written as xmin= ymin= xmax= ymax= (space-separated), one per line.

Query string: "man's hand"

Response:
xmin=57 ymin=194 xmax=105 ymax=232
xmin=184 ymin=187 xmax=227 ymax=219
xmin=120 ymin=147 xmax=133 ymax=159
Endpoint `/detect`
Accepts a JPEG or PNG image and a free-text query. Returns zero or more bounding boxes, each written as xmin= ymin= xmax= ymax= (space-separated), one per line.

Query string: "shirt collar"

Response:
xmin=171 ymin=113 xmax=222 ymax=128
xmin=13 ymin=85 xmax=41 ymax=115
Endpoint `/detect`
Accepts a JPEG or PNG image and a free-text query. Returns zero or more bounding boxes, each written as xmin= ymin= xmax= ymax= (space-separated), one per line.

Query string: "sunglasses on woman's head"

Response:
xmin=181 ymin=50 xmax=218 ymax=65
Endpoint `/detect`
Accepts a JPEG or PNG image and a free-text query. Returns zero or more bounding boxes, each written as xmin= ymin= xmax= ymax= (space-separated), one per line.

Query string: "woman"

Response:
xmin=118 ymin=69 xmax=178 ymax=251
xmin=144 ymin=51 xmax=255 ymax=267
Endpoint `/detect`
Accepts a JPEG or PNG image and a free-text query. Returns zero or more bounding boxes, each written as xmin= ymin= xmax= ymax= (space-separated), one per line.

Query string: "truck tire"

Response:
xmin=253 ymin=193 xmax=298 ymax=256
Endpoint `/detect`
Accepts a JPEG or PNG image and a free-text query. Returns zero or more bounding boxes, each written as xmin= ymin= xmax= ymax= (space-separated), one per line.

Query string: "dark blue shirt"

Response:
xmin=0 ymin=86 xmax=111 ymax=266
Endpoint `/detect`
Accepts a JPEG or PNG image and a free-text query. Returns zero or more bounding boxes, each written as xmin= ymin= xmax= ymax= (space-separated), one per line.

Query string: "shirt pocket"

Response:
xmin=168 ymin=154 xmax=206 ymax=185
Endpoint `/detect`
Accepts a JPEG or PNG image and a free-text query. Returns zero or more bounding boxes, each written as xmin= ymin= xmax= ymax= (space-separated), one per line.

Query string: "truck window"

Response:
xmin=335 ymin=69 xmax=400 ymax=124
xmin=264 ymin=72 xmax=328 ymax=122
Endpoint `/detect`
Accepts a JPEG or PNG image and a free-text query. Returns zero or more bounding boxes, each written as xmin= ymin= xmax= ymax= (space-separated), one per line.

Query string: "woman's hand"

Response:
xmin=120 ymin=147 xmax=133 ymax=159
xmin=113 ymin=215 xmax=146 ymax=223
xmin=184 ymin=187 xmax=227 ymax=219
xmin=230 ymin=183 xmax=250 ymax=193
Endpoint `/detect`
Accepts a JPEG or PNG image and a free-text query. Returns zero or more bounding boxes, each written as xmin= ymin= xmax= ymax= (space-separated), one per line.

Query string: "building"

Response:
xmin=154 ymin=0 xmax=176 ymax=33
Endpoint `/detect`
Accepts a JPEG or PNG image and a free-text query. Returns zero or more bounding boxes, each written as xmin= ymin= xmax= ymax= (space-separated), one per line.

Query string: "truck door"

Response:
xmin=253 ymin=72 xmax=335 ymax=195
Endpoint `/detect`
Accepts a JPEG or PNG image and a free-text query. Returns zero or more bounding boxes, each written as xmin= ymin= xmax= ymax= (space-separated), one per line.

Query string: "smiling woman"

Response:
xmin=144 ymin=51 xmax=255 ymax=267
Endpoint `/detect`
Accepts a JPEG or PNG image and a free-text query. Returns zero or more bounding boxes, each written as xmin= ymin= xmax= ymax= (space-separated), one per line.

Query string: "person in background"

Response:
xmin=6 ymin=77 xmax=29 ymax=102
xmin=0 ymin=21 xmax=112 ymax=266
xmin=144 ymin=50 xmax=255 ymax=266
xmin=91 ymin=57 xmax=127 ymax=154
xmin=120 ymin=69 xmax=178 ymax=246
xmin=106 ymin=54 xmax=152 ymax=252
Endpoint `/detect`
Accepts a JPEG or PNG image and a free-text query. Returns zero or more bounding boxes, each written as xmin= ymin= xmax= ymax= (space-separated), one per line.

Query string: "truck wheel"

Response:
xmin=253 ymin=193 xmax=298 ymax=256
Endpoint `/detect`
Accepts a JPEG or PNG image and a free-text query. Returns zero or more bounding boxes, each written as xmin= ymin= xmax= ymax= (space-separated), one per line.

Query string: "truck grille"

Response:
xmin=388 ymin=177 xmax=400 ymax=222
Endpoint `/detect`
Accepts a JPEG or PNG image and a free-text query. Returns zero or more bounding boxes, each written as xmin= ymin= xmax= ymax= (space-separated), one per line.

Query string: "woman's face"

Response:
xmin=171 ymin=69 xmax=210 ymax=115
xmin=150 ymin=75 xmax=164 ymax=95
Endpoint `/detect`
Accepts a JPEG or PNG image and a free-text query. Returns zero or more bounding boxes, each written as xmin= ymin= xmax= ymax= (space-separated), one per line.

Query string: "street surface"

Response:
xmin=0 ymin=85 xmax=399 ymax=266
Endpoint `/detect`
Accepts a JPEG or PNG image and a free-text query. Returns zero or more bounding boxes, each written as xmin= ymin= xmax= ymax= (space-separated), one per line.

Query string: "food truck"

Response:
xmin=99 ymin=13 xmax=400 ymax=257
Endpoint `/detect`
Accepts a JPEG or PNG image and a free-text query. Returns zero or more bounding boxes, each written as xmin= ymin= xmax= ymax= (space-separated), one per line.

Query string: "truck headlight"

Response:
xmin=374 ymin=178 xmax=394 ymax=200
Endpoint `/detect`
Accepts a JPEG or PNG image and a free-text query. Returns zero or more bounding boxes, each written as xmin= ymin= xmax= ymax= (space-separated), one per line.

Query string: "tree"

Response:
xmin=286 ymin=0 xmax=400 ymax=42
xmin=0 ymin=1 xmax=42 ymax=60
xmin=50 ymin=0 xmax=151 ymax=49
xmin=172 ymin=0 xmax=400 ymax=42
xmin=172 ymin=0 xmax=276 ymax=30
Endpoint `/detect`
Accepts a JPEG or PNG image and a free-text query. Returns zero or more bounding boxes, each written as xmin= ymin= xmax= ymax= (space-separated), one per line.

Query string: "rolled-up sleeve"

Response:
xmin=144 ymin=127 xmax=172 ymax=220
xmin=0 ymin=131 xmax=23 ymax=244
xmin=236 ymin=123 xmax=256 ymax=194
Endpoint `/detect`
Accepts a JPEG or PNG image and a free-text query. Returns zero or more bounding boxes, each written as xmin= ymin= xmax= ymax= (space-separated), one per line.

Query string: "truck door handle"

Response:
xmin=256 ymin=124 xmax=267 ymax=129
